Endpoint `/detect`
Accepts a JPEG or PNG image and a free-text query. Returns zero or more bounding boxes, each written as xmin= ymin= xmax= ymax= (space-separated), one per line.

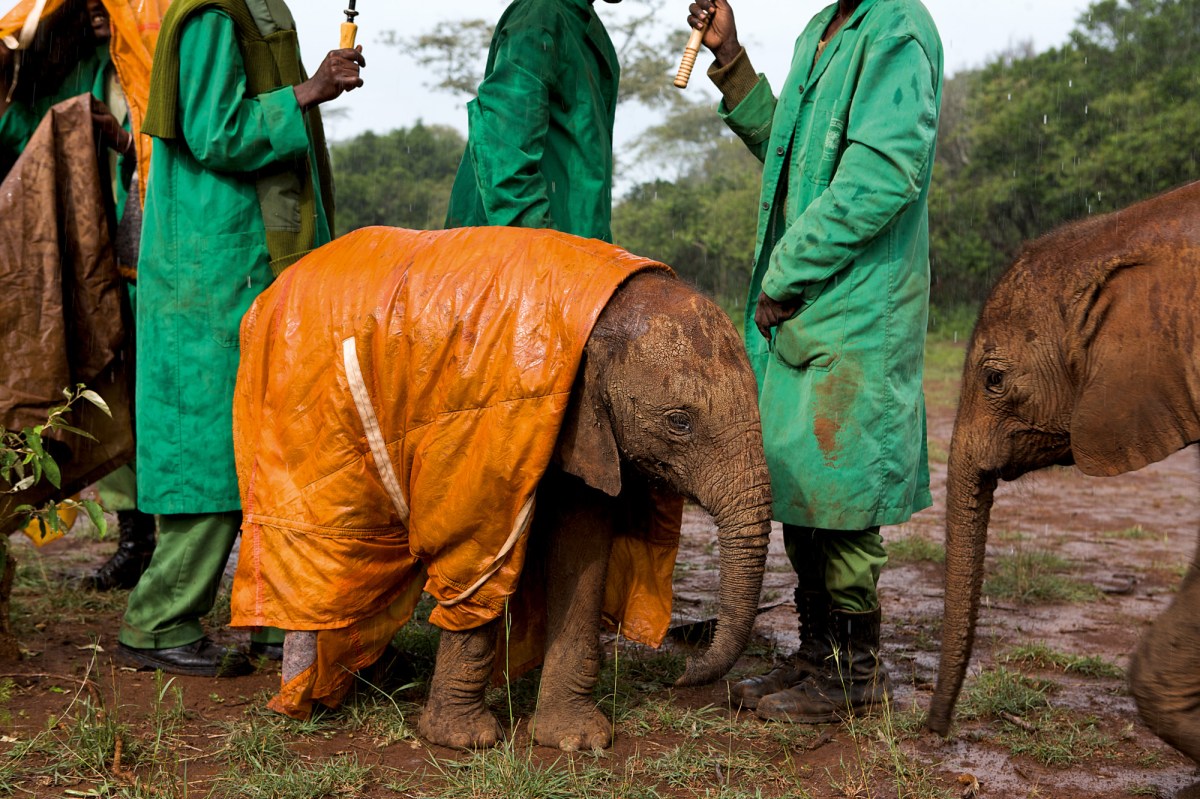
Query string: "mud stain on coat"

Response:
xmin=811 ymin=366 xmax=858 ymax=467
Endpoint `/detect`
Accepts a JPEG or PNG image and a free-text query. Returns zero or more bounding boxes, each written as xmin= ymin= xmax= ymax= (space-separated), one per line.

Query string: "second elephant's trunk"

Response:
xmin=675 ymin=459 xmax=772 ymax=687
xmin=926 ymin=437 xmax=998 ymax=735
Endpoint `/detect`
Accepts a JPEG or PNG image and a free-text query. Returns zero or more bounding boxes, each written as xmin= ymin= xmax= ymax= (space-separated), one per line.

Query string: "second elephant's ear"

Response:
xmin=1069 ymin=256 xmax=1200 ymax=476
xmin=556 ymin=356 xmax=623 ymax=497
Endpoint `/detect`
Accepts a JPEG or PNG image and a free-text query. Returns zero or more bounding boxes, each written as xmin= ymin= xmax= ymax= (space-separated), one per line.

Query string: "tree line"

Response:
xmin=330 ymin=0 xmax=1200 ymax=317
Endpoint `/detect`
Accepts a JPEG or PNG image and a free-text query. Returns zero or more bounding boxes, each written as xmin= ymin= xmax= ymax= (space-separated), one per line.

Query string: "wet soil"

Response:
xmin=2 ymin=342 xmax=1199 ymax=797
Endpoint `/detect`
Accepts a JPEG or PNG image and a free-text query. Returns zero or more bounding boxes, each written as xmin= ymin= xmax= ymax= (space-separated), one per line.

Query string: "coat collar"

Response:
xmin=802 ymin=0 xmax=879 ymax=92
xmin=578 ymin=2 xmax=620 ymax=96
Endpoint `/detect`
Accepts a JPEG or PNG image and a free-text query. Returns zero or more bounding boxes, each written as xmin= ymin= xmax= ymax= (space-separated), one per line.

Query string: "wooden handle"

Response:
xmin=339 ymin=21 xmax=357 ymax=49
xmin=673 ymin=24 xmax=707 ymax=89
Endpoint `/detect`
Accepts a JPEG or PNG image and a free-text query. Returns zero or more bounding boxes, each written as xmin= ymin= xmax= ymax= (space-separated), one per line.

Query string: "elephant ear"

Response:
xmin=555 ymin=355 xmax=623 ymax=497
xmin=1069 ymin=255 xmax=1200 ymax=476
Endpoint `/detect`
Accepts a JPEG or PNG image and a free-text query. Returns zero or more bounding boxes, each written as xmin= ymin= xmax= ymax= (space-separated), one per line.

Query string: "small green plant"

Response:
xmin=1101 ymin=524 xmax=1159 ymax=541
xmin=984 ymin=549 xmax=1102 ymax=603
xmin=997 ymin=709 xmax=1120 ymax=767
xmin=428 ymin=738 xmax=580 ymax=798
xmin=887 ymin=534 xmax=946 ymax=564
xmin=959 ymin=667 xmax=1054 ymax=719
xmin=0 ymin=384 xmax=111 ymax=538
xmin=1003 ymin=643 xmax=1124 ymax=679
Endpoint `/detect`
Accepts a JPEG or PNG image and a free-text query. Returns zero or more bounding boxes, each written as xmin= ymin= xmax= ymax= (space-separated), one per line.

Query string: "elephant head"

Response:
xmin=927 ymin=181 xmax=1200 ymax=740
xmin=557 ymin=270 xmax=773 ymax=685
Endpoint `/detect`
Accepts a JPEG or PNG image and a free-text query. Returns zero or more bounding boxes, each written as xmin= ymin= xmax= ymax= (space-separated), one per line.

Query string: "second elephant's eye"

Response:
xmin=984 ymin=368 xmax=1005 ymax=394
xmin=666 ymin=411 xmax=693 ymax=435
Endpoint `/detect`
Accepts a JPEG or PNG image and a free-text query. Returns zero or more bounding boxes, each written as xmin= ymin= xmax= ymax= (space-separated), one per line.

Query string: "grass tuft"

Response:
xmin=984 ymin=549 xmax=1102 ymax=603
xmin=959 ymin=666 xmax=1054 ymax=719
xmin=1003 ymin=643 xmax=1123 ymax=679
xmin=887 ymin=535 xmax=946 ymax=564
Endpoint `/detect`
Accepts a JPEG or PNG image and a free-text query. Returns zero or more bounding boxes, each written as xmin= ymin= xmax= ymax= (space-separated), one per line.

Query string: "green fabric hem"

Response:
xmin=135 ymin=497 xmax=242 ymax=515
xmin=772 ymin=492 xmax=932 ymax=531
xmin=717 ymin=72 xmax=773 ymax=145
xmin=118 ymin=621 xmax=205 ymax=650
xmin=250 ymin=627 xmax=285 ymax=645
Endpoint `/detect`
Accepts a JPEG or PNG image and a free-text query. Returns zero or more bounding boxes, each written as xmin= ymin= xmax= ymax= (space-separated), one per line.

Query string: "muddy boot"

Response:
xmin=730 ymin=587 xmax=832 ymax=710
xmin=80 ymin=510 xmax=156 ymax=591
xmin=755 ymin=607 xmax=891 ymax=723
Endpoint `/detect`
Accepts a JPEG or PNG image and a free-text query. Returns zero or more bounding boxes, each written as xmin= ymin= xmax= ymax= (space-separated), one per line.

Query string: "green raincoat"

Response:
xmin=444 ymin=0 xmax=618 ymax=241
xmin=0 ymin=44 xmax=108 ymax=175
xmin=720 ymin=0 xmax=942 ymax=529
xmin=135 ymin=7 xmax=330 ymax=514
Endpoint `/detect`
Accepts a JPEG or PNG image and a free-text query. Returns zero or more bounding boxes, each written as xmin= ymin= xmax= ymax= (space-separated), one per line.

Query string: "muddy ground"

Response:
xmin=1 ymin=339 xmax=1199 ymax=797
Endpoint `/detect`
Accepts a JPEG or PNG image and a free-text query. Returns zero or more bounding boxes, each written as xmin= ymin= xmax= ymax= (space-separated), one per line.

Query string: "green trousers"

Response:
xmin=783 ymin=525 xmax=887 ymax=613
xmin=119 ymin=511 xmax=282 ymax=649
xmin=96 ymin=462 xmax=138 ymax=513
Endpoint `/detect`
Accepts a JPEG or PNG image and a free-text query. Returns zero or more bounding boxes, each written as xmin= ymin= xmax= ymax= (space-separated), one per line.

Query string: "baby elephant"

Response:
xmin=927 ymin=180 xmax=1200 ymax=764
xmin=230 ymin=227 xmax=771 ymax=751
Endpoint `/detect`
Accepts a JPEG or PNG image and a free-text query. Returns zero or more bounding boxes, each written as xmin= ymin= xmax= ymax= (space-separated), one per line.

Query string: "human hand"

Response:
xmin=293 ymin=46 xmax=365 ymax=110
xmin=91 ymin=96 xmax=135 ymax=158
xmin=754 ymin=291 xmax=804 ymax=340
xmin=687 ymin=0 xmax=740 ymax=66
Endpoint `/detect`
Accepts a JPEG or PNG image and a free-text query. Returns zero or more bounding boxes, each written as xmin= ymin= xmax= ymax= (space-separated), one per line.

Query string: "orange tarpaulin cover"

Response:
xmin=231 ymin=226 xmax=684 ymax=718
xmin=1 ymin=0 xmax=169 ymax=201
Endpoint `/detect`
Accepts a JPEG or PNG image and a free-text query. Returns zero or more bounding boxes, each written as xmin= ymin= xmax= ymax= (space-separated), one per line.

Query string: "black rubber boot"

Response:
xmin=729 ymin=586 xmax=833 ymax=709
xmin=755 ymin=607 xmax=891 ymax=723
xmin=80 ymin=510 xmax=156 ymax=591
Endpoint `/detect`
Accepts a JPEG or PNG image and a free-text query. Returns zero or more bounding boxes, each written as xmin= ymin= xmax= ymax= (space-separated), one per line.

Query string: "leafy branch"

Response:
xmin=1 ymin=385 xmax=110 ymax=539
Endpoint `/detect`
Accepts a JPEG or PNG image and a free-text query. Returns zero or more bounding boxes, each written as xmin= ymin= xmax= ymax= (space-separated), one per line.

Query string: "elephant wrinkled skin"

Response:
xmin=926 ymin=180 xmax=1200 ymax=764
xmin=415 ymin=270 xmax=773 ymax=750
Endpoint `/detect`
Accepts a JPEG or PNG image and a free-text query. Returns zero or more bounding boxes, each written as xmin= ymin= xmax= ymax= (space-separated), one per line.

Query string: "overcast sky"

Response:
xmin=290 ymin=0 xmax=1093 ymax=144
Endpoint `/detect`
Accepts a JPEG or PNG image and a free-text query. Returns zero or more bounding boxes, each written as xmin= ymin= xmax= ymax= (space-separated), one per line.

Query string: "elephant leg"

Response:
xmin=418 ymin=620 xmax=503 ymax=749
xmin=530 ymin=479 xmax=615 ymax=752
xmin=1129 ymin=542 xmax=1200 ymax=765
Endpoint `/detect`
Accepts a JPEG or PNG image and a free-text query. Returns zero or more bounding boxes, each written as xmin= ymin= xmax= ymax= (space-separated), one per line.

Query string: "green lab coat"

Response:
xmin=0 ymin=44 xmax=108 ymax=175
xmin=444 ymin=0 xmax=619 ymax=241
xmin=135 ymin=9 xmax=330 ymax=514
xmin=721 ymin=0 xmax=942 ymax=529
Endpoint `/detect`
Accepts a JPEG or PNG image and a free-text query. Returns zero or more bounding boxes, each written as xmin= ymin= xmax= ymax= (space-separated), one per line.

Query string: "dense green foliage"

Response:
xmin=931 ymin=0 xmax=1200 ymax=305
xmin=338 ymin=0 xmax=1200 ymax=314
xmin=330 ymin=123 xmax=465 ymax=234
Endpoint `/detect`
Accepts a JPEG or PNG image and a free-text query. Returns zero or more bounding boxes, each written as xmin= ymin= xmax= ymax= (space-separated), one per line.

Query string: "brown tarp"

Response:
xmin=1 ymin=0 xmax=171 ymax=204
xmin=0 ymin=94 xmax=133 ymax=531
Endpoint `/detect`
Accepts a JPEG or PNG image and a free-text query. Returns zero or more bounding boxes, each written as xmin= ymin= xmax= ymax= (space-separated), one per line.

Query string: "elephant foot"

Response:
xmin=418 ymin=701 xmax=502 ymax=750
xmin=531 ymin=701 xmax=612 ymax=752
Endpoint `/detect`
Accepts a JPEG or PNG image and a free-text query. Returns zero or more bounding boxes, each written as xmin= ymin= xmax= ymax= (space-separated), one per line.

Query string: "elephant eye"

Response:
xmin=666 ymin=411 xmax=693 ymax=435
xmin=983 ymin=368 xmax=1005 ymax=394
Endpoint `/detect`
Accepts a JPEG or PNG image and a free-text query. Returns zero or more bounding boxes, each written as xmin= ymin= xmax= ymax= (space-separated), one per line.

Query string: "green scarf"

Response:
xmin=143 ymin=0 xmax=335 ymax=274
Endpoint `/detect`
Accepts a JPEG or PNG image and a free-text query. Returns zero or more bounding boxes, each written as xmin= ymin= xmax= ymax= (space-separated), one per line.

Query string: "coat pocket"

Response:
xmin=803 ymin=99 xmax=847 ymax=187
xmin=202 ymin=232 xmax=272 ymax=348
xmin=773 ymin=271 xmax=850 ymax=371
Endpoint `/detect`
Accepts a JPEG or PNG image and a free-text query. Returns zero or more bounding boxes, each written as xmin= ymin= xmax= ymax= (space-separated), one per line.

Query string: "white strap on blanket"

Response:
xmin=343 ymin=336 xmax=410 ymax=526
xmin=340 ymin=335 xmax=534 ymax=610
xmin=6 ymin=0 xmax=50 ymax=49
xmin=437 ymin=493 xmax=534 ymax=608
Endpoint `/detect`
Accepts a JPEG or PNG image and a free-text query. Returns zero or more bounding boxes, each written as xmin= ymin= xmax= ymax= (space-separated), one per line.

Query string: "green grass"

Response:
xmin=997 ymin=710 xmax=1121 ymax=767
xmin=1003 ymin=643 xmax=1124 ymax=679
xmin=1100 ymin=524 xmax=1161 ymax=541
xmin=213 ymin=711 xmax=372 ymax=798
xmin=887 ymin=534 xmax=946 ymax=564
xmin=984 ymin=549 xmax=1103 ymax=603
xmin=958 ymin=667 xmax=1055 ymax=719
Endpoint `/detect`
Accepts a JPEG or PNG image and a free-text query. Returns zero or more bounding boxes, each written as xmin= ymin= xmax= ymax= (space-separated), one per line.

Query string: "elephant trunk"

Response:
xmin=926 ymin=435 xmax=998 ymax=736
xmin=675 ymin=454 xmax=772 ymax=687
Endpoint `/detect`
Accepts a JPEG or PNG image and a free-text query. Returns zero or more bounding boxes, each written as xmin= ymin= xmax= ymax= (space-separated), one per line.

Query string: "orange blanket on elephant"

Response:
xmin=231 ymin=226 xmax=683 ymax=717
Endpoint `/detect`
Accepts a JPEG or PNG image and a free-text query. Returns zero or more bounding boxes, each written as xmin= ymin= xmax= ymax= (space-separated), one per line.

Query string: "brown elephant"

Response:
xmin=925 ymin=180 xmax=1200 ymax=764
xmin=230 ymin=227 xmax=772 ymax=752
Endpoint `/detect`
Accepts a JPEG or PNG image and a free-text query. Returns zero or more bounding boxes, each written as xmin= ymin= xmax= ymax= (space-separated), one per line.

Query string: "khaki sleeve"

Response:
xmin=707 ymin=46 xmax=760 ymax=111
